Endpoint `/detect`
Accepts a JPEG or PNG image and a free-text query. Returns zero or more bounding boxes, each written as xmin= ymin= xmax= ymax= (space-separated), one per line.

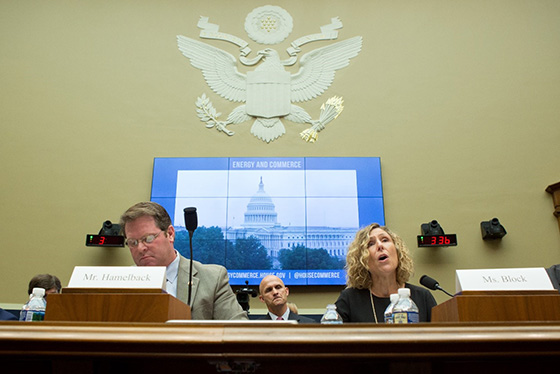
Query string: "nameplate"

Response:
xmin=456 ymin=267 xmax=554 ymax=293
xmin=68 ymin=266 xmax=166 ymax=290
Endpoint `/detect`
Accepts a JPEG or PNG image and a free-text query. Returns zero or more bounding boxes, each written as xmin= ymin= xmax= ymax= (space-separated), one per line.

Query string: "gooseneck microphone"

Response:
xmin=419 ymin=275 xmax=454 ymax=297
xmin=184 ymin=207 xmax=198 ymax=234
xmin=183 ymin=207 xmax=198 ymax=306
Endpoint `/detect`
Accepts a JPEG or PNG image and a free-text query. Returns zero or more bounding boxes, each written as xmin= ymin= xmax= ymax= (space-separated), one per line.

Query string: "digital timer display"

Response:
xmin=85 ymin=234 xmax=125 ymax=247
xmin=417 ymin=234 xmax=457 ymax=247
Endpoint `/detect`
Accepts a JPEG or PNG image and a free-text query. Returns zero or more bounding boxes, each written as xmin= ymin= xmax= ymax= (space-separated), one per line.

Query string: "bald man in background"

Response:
xmin=258 ymin=275 xmax=316 ymax=323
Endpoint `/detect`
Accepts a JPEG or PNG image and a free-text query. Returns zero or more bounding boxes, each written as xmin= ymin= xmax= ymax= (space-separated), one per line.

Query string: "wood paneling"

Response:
xmin=1 ymin=321 xmax=560 ymax=373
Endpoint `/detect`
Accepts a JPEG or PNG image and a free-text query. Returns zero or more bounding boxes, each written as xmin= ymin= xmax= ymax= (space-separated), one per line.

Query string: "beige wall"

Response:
xmin=1 ymin=0 xmax=559 ymax=312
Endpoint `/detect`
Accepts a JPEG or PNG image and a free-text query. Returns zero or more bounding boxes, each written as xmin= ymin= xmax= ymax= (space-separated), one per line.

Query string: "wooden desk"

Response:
xmin=45 ymin=292 xmax=191 ymax=322
xmin=432 ymin=291 xmax=560 ymax=322
xmin=1 ymin=321 xmax=560 ymax=373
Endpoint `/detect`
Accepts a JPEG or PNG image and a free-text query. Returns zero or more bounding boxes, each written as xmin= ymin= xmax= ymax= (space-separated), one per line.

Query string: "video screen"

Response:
xmin=151 ymin=157 xmax=384 ymax=285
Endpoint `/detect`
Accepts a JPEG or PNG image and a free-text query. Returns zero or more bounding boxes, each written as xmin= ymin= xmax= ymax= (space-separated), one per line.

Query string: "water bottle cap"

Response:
xmin=397 ymin=288 xmax=410 ymax=297
xmin=326 ymin=304 xmax=337 ymax=309
xmin=32 ymin=287 xmax=46 ymax=297
xmin=390 ymin=293 xmax=399 ymax=303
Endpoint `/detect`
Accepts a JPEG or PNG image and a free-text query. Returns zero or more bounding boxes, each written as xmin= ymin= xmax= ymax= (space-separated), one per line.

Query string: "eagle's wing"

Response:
xmin=290 ymin=36 xmax=362 ymax=103
xmin=177 ymin=35 xmax=247 ymax=102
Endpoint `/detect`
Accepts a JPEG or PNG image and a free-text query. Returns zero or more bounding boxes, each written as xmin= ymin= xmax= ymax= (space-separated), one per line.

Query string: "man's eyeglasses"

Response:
xmin=125 ymin=231 xmax=163 ymax=248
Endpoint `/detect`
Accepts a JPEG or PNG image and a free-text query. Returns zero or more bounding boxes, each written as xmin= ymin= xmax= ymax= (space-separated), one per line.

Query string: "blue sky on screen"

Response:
xmin=173 ymin=169 xmax=358 ymax=229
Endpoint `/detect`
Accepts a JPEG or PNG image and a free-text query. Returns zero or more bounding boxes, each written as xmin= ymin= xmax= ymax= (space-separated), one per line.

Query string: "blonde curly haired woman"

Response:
xmin=335 ymin=223 xmax=437 ymax=323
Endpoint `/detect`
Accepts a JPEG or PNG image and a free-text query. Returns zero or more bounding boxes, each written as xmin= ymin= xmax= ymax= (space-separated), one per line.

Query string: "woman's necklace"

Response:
xmin=369 ymin=291 xmax=379 ymax=323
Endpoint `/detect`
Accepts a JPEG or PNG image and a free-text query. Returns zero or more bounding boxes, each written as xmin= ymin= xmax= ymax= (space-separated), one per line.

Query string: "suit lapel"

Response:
xmin=287 ymin=311 xmax=298 ymax=321
xmin=177 ymin=256 xmax=199 ymax=306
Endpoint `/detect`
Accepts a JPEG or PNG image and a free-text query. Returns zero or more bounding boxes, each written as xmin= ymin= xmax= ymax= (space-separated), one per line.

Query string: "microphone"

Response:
xmin=183 ymin=207 xmax=197 ymax=306
xmin=184 ymin=207 xmax=198 ymax=234
xmin=419 ymin=275 xmax=454 ymax=297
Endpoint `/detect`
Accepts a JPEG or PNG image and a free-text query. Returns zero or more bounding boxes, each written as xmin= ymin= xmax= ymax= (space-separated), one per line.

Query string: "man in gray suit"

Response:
xmin=120 ymin=201 xmax=247 ymax=320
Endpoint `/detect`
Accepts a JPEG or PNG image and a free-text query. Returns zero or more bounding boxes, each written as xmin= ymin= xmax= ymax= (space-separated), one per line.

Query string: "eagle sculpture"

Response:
xmin=177 ymin=35 xmax=362 ymax=143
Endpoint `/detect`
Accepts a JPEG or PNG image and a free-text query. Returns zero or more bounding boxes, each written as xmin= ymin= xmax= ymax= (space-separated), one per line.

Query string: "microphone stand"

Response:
xmin=436 ymin=286 xmax=454 ymax=298
xmin=188 ymin=229 xmax=194 ymax=306
xmin=183 ymin=207 xmax=197 ymax=307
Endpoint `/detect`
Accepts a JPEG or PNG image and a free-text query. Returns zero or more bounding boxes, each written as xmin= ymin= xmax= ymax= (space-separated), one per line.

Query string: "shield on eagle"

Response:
xmin=246 ymin=70 xmax=291 ymax=118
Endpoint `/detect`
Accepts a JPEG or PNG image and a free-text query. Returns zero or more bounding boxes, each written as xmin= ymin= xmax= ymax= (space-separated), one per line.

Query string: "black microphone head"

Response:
xmin=183 ymin=207 xmax=198 ymax=232
xmin=420 ymin=275 xmax=439 ymax=290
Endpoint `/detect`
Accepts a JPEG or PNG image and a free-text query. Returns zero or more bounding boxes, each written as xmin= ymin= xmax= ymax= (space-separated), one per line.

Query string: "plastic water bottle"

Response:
xmin=320 ymin=304 xmax=343 ymax=324
xmin=383 ymin=293 xmax=400 ymax=323
xmin=392 ymin=288 xmax=419 ymax=324
xmin=19 ymin=287 xmax=47 ymax=322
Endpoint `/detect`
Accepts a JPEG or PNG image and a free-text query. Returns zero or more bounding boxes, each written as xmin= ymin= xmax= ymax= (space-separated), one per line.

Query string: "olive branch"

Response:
xmin=195 ymin=94 xmax=234 ymax=136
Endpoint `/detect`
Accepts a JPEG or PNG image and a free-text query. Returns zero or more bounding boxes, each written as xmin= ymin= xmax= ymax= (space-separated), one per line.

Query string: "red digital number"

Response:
xmin=431 ymin=236 xmax=437 ymax=245
xmin=99 ymin=236 xmax=106 ymax=245
xmin=444 ymin=236 xmax=450 ymax=244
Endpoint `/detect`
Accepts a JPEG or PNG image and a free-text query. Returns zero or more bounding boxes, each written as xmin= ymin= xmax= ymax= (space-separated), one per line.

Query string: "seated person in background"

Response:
xmin=335 ymin=223 xmax=437 ymax=323
xmin=119 ymin=201 xmax=247 ymax=320
xmin=0 ymin=308 xmax=17 ymax=321
xmin=0 ymin=273 xmax=62 ymax=322
xmin=258 ymin=275 xmax=316 ymax=323
xmin=286 ymin=302 xmax=299 ymax=314
xmin=28 ymin=274 xmax=62 ymax=297
xmin=546 ymin=264 xmax=560 ymax=290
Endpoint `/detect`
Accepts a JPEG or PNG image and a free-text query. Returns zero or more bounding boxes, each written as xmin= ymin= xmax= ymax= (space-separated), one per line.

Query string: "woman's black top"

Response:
xmin=334 ymin=283 xmax=437 ymax=323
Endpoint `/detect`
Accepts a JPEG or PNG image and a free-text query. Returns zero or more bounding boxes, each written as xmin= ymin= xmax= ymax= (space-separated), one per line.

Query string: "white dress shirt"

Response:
xmin=166 ymin=251 xmax=180 ymax=297
xmin=268 ymin=308 xmax=290 ymax=321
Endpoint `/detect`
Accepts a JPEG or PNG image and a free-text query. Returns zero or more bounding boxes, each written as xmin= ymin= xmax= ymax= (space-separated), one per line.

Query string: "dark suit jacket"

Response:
xmin=259 ymin=310 xmax=317 ymax=323
xmin=176 ymin=255 xmax=248 ymax=320
xmin=0 ymin=308 xmax=17 ymax=321
xmin=546 ymin=264 xmax=560 ymax=290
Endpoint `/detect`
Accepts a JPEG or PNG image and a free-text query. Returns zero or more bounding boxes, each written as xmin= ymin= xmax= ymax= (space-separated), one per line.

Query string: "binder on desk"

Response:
xmin=45 ymin=288 xmax=191 ymax=322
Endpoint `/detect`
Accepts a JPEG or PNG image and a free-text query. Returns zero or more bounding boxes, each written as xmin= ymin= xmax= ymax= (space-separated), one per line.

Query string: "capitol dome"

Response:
xmin=242 ymin=177 xmax=278 ymax=227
